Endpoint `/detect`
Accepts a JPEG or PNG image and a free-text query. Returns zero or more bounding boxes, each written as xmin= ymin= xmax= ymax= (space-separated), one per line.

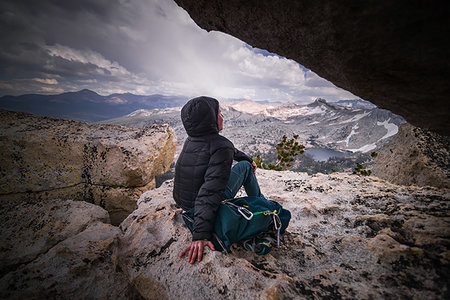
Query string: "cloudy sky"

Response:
xmin=0 ymin=0 xmax=359 ymax=103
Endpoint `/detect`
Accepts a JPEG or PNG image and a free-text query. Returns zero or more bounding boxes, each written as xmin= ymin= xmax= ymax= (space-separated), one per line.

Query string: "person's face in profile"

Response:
xmin=218 ymin=108 xmax=224 ymax=131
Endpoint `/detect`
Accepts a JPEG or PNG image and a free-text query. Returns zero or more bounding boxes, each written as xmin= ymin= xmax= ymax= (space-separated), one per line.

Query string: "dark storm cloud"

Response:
xmin=0 ymin=0 xmax=135 ymax=71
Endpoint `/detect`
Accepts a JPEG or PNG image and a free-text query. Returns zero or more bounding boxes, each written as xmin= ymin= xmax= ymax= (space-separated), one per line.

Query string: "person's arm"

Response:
xmin=233 ymin=148 xmax=252 ymax=163
xmin=234 ymin=148 xmax=257 ymax=173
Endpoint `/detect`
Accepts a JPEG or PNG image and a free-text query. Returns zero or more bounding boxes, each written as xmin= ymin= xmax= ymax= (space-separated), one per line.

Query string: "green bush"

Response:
xmin=252 ymin=134 xmax=305 ymax=171
xmin=353 ymin=163 xmax=372 ymax=176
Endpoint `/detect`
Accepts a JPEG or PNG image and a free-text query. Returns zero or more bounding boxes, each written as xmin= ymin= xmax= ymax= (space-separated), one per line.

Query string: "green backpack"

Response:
xmin=182 ymin=196 xmax=291 ymax=253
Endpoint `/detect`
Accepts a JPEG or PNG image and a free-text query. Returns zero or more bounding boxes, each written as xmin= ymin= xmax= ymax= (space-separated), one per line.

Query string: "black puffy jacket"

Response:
xmin=173 ymin=96 xmax=252 ymax=241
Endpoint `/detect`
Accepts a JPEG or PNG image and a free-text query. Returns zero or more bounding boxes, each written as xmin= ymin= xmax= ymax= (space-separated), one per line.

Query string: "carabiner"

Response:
xmin=238 ymin=206 xmax=254 ymax=220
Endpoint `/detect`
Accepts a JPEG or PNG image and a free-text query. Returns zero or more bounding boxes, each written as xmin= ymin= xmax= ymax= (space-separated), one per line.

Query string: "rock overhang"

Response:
xmin=174 ymin=0 xmax=450 ymax=136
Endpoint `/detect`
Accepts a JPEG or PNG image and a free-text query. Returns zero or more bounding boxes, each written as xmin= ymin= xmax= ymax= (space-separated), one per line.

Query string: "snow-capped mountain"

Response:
xmin=101 ymin=98 xmax=404 ymax=157
xmin=330 ymin=99 xmax=377 ymax=110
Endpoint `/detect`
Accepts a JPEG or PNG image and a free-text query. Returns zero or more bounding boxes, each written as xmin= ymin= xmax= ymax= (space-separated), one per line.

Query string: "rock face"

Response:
xmin=0 ymin=109 xmax=176 ymax=224
xmin=0 ymin=199 xmax=141 ymax=299
xmin=0 ymin=199 xmax=109 ymax=278
xmin=174 ymin=0 xmax=450 ymax=135
xmin=117 ymin=171 xmax=449 ymax=299
xmin=372 ymin=122 xmax=450 ymax=188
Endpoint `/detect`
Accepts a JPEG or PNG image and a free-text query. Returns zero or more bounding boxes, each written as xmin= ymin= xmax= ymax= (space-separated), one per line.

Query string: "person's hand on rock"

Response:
xmin=179 ymin=240 xmax=215 ymax=264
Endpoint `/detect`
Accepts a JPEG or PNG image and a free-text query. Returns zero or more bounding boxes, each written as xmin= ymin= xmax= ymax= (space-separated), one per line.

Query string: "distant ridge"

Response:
xmin=0 ymin=90 xmax=188 ymax=123
xmin=330 ymin=99 xmax=377 ymax=109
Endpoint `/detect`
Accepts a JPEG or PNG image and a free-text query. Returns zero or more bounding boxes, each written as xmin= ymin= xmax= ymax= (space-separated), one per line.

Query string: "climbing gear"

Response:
xmin=243 ymin=234 xmax=277 ymax=255
xmin=182 ymin=196 xmax=291 ymax=253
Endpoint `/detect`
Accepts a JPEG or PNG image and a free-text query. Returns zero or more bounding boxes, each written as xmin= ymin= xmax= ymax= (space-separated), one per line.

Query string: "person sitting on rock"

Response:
xmin=173 ymin=96 xmax=263 ymax=264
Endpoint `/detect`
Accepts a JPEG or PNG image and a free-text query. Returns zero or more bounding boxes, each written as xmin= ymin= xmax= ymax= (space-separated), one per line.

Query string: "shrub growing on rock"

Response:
xmin=253 ymin=134 xmax=305 ymax=171
xmin=353 ymin=163 xmax=372 ymax=176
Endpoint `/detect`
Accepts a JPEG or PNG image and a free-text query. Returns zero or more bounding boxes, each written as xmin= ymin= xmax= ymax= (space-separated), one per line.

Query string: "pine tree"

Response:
xmin=252 ymin=134 xmax=305 ymax=171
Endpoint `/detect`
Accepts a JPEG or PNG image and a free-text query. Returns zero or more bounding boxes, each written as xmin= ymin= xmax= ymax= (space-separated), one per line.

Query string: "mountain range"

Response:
xmin=100 ymin=98 xmax=405 ymax=174
xmin=0 ymin=89 xmax=375 ymax=124
xmin=0 ymin=89 xmax=404 ymax=173
xmin=0 ymin=89 xmax=188 ymax=122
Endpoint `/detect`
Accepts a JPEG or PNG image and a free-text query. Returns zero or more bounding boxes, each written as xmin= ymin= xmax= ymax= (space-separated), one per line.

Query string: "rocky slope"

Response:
xmin=1 ymin=108 xmax=448 ymax=299
xmin=0 ymin=109 xmax=176 ymax=224
xmin=103 ymin=99 xmax=403 ymax=155
xmin=373 ymin=123 xmax=450 ymax=189
xmin=1 ymin=170 xmax=447 ymax=299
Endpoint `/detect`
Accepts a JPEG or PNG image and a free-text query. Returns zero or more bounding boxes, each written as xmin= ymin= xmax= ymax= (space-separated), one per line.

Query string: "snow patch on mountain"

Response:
xmin=347 ymin=143 xmax=377 ymax=153
xmin=307 ymin=121 xmax=320 ymax=126
xmin=345 ymin=124 xmax=359 ymax=147
xmin=377 ymin=119 xmax=399 ymax=140
xmin=335 ymin=111 xmax=371 ymax=124
xmin=304 ymin=105 xmax=327 ymax=116
xmin=221 ymin=99 xmax=272 ymax=115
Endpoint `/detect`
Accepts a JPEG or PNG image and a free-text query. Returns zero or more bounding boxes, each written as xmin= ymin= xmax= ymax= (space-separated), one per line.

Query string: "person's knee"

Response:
xmin=231 ymin=160 xmax=253 ymax=175
xmin=236 ymin=160 xmax=252 ymax=171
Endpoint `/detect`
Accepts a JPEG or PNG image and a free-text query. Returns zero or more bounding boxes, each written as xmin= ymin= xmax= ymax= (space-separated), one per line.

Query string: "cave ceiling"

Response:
xmin=175 ymin=0 xmax=450 ymax=135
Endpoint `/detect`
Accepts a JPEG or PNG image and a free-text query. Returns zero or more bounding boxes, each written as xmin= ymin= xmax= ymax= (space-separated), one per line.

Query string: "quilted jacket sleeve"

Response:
xmin=233 ymin=148 xmax=253 ymax=163
xmin=192 ymin=145 xmax=234 ymax=241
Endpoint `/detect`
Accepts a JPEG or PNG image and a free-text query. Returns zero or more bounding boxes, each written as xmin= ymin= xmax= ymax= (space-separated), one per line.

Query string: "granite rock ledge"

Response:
xmin=0 ymin=170 xmax=448 ymax=299
xmin=117 ymin=171 xmax=449 ymax=299
xmin=0 ymin=109 xmax=177 ymax=224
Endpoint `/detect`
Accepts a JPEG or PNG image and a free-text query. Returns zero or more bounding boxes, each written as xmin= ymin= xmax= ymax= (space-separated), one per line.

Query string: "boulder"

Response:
xmin=0 ymin=199 xmax=109 ymax=277
xmin=0 ymin=223 xmax=139 ymax=299
xmin=117 ymin=170 xmax=449 ymax=299
xmin=0 ymin=199 xmax=141 ymax=299
xmin=0 ymin=109 xmax=177 ymax=224
xmin=372 ymin=122 xmax=450 ymax=188
xmin=174 ymin=0 xmax=450 ymax=135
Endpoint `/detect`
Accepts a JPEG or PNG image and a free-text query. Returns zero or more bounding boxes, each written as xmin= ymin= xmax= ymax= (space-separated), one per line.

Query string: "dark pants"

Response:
xmin=222 ymin=161 xmax=263 ymax=200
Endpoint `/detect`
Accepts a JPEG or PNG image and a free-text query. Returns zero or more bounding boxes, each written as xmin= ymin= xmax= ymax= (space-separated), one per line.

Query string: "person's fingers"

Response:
xmin=181 ymin=241 xmax=214 ymax=264
xmin=197 ymin=243 xmax=204 ymax=262
xmin=206 ymin=241 xmax=215 ymax=251
xmin=179 ymin=246 xmax=190 ymax=258
xmin=190 ymin=243 xmax=200 ymax=264
xmin=188 ymin=244 xmax=195 ymax=263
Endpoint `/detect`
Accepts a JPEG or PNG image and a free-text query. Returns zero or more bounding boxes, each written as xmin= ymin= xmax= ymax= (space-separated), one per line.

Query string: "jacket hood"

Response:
xmin=181 ymin=96 xmax=220 ymax=137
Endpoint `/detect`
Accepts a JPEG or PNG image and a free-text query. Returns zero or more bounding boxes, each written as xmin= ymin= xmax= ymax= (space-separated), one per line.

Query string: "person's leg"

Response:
xmin=222 ymin=161 xmax=263 ymax=199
